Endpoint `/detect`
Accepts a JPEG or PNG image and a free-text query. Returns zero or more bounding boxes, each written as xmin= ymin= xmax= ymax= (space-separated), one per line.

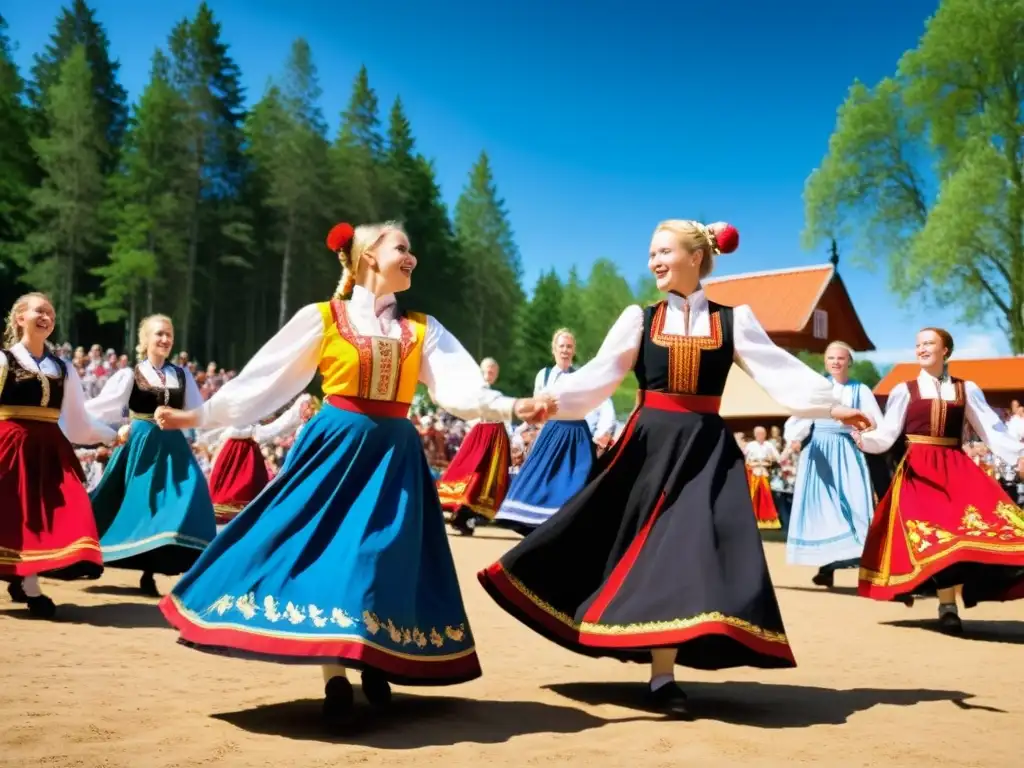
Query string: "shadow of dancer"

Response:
xmin=544 ymin=680 xmax=1003 ymax=727
xmin=0 ymin=601 xmax=168 ymax=629
xmin=884 ymin=618 xmax=1024 ymax=646
xmin=212 ymin=691 xmax=657 ymax=746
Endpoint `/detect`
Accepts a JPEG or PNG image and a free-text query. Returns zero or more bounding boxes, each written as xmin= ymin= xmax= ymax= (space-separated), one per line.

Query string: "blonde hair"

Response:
xmin=335 ymin=221 xmax=406 ymax=299
xmin=4 ymin=292 xmax=53 ymax=348
xmin=136 ymin=314 xmax=174 ymax=362
xmin=480 ymin=357 xmax=499 ymax=369
xmin=824 ymin=340 xmax=855 ymax=362
xmin=653 ymin=220 xmax=725 ymax=279
xmin=551 ymin=328 xmax=575 ymax=352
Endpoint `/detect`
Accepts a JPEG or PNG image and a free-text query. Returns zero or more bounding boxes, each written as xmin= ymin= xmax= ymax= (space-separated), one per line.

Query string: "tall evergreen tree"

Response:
xmin=246 ymin=38 xmax=331 ymax=327
xmin=454 ymin=151 xmax=525 ymax=363
xmin=510 ymin=269 xmax=565 ymax=393
xmin=93 ymin=50 xmax=189 ymax=346
xmin=559 ymin=265 xmax=588 ymax=352
xmin=28 ymin=0 xmax=127 ymax=172
xmin=167 ymin=1 xmax=249 ymax=355
xmin=578 ymin=258 xmax=633 ymax=359
xmin=21 ymin=44 xmax=106 ymax=338
xmin=0 ymin=13 xmax=37 ymax=307
xmin=380 ymin=97 xmax=462 ymax=326
xmin=330 ymin=65 xmax=383 ymax=223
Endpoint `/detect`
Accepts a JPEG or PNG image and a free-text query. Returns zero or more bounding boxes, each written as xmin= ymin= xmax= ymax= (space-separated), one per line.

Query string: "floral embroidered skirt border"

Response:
xmin=208 ymin=437 xmax=270 ymax=524
xmin=858 ymin=444 xmax=1024 ymax=605
xmin=479 ymin=406 xmax=796 ymax=671
xmin=0 ymin=419 xmax=103 ymax=579
xmin=436 ymin=422 xmax=510 ymax=519
xmin=160 ymin=403 xmax=481 ymax=686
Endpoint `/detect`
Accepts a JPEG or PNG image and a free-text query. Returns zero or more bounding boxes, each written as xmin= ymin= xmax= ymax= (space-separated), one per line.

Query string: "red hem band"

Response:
xmin=859 ymin=547 xmax=1024 ymax=600
xmin=159 ymin=597 xmax=482 ymax=683
xmin=0 ymin=548 xmax=102 ymax=577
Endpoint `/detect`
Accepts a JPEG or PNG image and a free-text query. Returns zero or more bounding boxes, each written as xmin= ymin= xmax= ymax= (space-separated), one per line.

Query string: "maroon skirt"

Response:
xmin=0 ymin=418 xmax=103 ymax=578
xmin=209 ymin=437 xmax=270 ymax=524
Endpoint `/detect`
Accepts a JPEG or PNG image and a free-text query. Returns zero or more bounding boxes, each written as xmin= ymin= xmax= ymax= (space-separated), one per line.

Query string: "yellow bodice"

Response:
xmin=315 ymin=301 xmax=425 ymax=404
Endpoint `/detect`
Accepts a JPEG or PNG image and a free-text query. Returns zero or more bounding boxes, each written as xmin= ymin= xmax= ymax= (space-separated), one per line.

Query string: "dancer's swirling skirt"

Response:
xmin=209 ymin=437 xmax=270 ymax=524
xmin=437 ymin=422 xmax=510 ymax=520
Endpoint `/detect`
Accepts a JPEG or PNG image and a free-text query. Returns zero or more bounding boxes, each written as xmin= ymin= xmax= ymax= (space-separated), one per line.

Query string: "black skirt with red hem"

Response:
xmin=477 ymin=405 xmax=796 ymax=671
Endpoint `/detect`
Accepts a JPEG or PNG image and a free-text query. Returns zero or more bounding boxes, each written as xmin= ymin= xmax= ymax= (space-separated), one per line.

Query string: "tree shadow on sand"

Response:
xmin=212 ymin=692 xmax=657 ymax=747
xmin=0 ymin=601 xmax=168 ymax=629
xmin=883 ymin=618 xmax=1024 ymax=646
xmin=545 ymin=680 xmax=1005 ymax=727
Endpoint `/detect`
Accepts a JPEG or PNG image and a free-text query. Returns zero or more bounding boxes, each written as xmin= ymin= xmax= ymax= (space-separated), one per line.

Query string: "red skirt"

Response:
xmin=208 ymin=438 xmax=270 ymax=524
xmin=859 ymin=443 xmax=1024 ymax=602
xmin=436 ymin=423 xmax=510 ymax=520
xmin=0 ymin=419 xmax=103 ymax=578
xmin=749 ymin=473 xmax=781 ymax=530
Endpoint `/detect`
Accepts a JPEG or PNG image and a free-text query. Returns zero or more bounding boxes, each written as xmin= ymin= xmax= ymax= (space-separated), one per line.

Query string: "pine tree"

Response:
xmin=21 ymin=44 xmax=106 ymax=338
xmin=246 ymin=39 xmax=331 ymax=327
xmin=380 ymin=97 xmax=463 ymax=326
xmin=454 ymin=151 xmax=525 ymax=363
xmin=94 ymin=50 xmax=189 ymax=345
xmin=167 ymin=1 xmax=249 ymax=355
xmin=559 ymin=265 xmax=588 ymax=354
xmin=0 ymin=13 xmax=37 ymax=306
xmin=578 ymin=258 xmax=634 ymax=359
xmin=510 ymin=270 xmax=564 ymax=393
xmin=330 ymin=65 xmax=383 ymax=223
xmin=28 ymin=0 xmax=127 ymax=172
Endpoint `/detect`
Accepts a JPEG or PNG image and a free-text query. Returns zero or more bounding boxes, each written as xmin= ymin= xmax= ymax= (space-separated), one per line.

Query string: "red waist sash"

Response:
xmin=325 ymin=395 xmax=410 ymax=419
xmin=638 ymin=390 xmax=721 ymax=414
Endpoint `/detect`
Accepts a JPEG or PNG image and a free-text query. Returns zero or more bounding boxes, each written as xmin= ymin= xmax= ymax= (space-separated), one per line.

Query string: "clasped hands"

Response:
xmin=514 ymin=394 xmax=558 ymax=425
xmin=829 ymin=404 xmax=874 ymax=432
xmin=154 ymin=406 xmax=200 ymax=431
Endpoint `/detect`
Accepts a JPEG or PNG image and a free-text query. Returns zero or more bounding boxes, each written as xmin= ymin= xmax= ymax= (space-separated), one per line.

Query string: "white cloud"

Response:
xmin=862 ymin=333 xmax=1004 ymax=366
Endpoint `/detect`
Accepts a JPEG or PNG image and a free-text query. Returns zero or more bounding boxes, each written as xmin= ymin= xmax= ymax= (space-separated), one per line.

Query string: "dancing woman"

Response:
xmin=85 ymin=315 xmax=217 ymax=596
xmin=155 ymin=221 xmax=548 ymax=725
xmin=437 ymin=357 xmax=513 ymax=535
xmin=201 ymin=393 xmax=313 ymax=525
xmin=493 ymin=328 xmax=617 ymax=534
xmin=857 ymin=327 xmax=1024 ymax=633
xmin=783 ymin=341 xmax=884 ymax=587
xmin=744 ymin=426 xmax=782 ymax=530
xmin=0 ymin=293 xmax=116 ymax=618
xmin=478 ymin=220 xmax=872 ymax=719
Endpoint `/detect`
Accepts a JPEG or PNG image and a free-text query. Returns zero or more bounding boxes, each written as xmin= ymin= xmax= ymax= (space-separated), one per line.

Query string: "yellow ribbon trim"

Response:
xmin=906 ymin=435 xmax=958 ymax=447
xmin=0 ymin=405 xmax=60 ymax=423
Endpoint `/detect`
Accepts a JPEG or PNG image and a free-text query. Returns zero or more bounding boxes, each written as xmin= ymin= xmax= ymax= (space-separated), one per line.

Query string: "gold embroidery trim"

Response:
xmin=0 ymin=405 xmax=61 ymax=423
xmin=493 ymin=563 xmax=789 ymax=645
xmin=905 ymin=435 xmax=958 ymax=447
xmin=0 ymin=537 xmax=101 ymax=563
xmin=369 ymin=337 xmax=400 ymax=401
xmin=649 ymin=302 xmax=723 ymax=394
xmin=331 ymin=300 xmax=417 ymax=400
xmin=187 ymin=592 xmax=472 ymax=655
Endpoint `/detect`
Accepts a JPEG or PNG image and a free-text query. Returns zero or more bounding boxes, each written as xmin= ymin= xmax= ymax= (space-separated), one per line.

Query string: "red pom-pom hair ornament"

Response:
xmin=707 ymin=222 xmax=739 ymax=254
xmin=326 ymin=222 xmax=355 ymax=254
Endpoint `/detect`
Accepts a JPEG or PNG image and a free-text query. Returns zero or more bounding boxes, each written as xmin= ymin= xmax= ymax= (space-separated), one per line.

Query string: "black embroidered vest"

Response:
xmin=634 ymin=300 xmax=735 ymax=396
xmin=127 ymin=363 xmax=186 ymax=415
xmin=0 ymin=349 xmax=67 ymax=410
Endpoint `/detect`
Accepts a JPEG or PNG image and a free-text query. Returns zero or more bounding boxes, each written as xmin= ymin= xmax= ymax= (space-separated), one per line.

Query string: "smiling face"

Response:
xmin=16 ymin=295 xmax=56 ymax=345
xmin=145 ymin=318 xmax=174 ymax=362
xmin=915 ymin=329 xmax=948 ymax=370
xmin=648 ymin=228 xmax=701 ymax=293
xmin=552 ymin=332 xmax=576 ymax=368
xmin=365 ymin=229 xmax=417 ymax=294
xmin=824 ymin=343 xmax=852 ymax=380
xmin=481 ymin=360 xmax=499 ymax=384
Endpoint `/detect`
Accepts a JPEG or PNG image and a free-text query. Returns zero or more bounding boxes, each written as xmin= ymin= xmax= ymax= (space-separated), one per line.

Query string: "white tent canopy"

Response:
xmin=720 ymin=363 xmax=791 ymax=418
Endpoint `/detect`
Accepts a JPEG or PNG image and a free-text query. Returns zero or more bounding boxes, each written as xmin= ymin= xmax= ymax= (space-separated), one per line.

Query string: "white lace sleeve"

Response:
xmin=83 ymin=367 xmax=134 ymax=423
xmin=61 ymin=365 xmax=117 ymax=445
xmin=858 ymin=383 xmax=910 ymax=454
xmin=965 ymin=381 xmax=1024 ymax=466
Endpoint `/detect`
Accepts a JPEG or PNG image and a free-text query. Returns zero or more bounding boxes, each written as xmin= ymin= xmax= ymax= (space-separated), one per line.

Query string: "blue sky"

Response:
xmin=4 ymin=0 xmax=1004 ymax=365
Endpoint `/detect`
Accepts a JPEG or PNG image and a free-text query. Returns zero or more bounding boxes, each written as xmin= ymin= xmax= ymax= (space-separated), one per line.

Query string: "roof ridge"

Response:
xmin=704 ymin=263 xmax=834 ymax=284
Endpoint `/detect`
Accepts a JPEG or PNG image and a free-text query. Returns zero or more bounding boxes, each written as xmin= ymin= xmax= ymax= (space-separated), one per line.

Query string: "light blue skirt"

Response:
xmin=494 ymin=420 xmax=595 ymax=529
xmin=90 ymin=419 xmax=216 ymax=574
xmin=786 ymin=425 xmax=874 ymax=566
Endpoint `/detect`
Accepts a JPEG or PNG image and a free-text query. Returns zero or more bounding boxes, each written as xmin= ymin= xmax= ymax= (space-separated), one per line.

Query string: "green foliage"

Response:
xmin=795 ymin=350 xmax=883 ymax=390
xmin=0 ymin=12 xmax=36 ymax=279
xmin=803 ymin=0 xmax=1024 ymax=351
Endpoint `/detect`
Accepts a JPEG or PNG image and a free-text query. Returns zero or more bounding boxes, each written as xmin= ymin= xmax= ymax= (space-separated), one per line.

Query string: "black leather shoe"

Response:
xmin=26 ymin=594 xmax=57 ymax=619
xmin=361 ymin=669 xmax=393 ymax=708
xmin=7 ymin=579 xmax=28 ymax=603
xmin=938 ymin=611 xmax=963 ymax=635
xmin=322 ymin=676 xmax=355 ymax=726
xmin=139 ymin=572 xmax=160 ymax=597
xmin=811 ymin=570 xmax=834 ymax=588
xmin=647 ymin=682 xmax=693 ymax=720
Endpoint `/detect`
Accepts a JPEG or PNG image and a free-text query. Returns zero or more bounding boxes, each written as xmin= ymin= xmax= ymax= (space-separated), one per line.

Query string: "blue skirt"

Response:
xmin=90 ymin=420 xmax=216 ymax=574
xmin=494 ymin=420 xmax=595 ymax=529
xmin=786 ymin=425 xmax=875 ymax=566
xmin=160 ymin=402 xmax=481 ymax=686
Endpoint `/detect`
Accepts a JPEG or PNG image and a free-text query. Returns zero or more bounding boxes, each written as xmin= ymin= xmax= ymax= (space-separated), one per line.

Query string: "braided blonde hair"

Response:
xmin=136 ymin=314 xmax=174 ymax=362
xmin=4 ymin=292 xmax=53 ymax=348
xmin=653 ymin=220 xmax=724 ymax=279
xmin=333 ymin=221 xmax=406 ymax=299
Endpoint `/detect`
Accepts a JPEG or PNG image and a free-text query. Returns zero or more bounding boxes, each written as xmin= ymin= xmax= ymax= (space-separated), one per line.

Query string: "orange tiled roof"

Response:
xmin=874 ymin=358 xmax=1024 ymax=395
xmin=703 ymin=264 xmax=834 ymax=332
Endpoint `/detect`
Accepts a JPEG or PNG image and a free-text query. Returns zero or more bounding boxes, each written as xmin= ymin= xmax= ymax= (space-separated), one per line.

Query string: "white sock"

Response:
xmin=321 ymin=664 xmax=348 ymax=683
xmin=22 ymin=576 xmax=42 ymax=598
xmin=938 ymin=602 xmax=958 ymax=617
xmin=650 ymin=674 xmax=674 ymax=692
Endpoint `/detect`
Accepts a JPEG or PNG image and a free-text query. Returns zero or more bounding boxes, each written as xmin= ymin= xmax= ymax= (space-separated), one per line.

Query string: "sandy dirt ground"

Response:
xmin=1 ymin=531 xmax=1021 ymax=768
